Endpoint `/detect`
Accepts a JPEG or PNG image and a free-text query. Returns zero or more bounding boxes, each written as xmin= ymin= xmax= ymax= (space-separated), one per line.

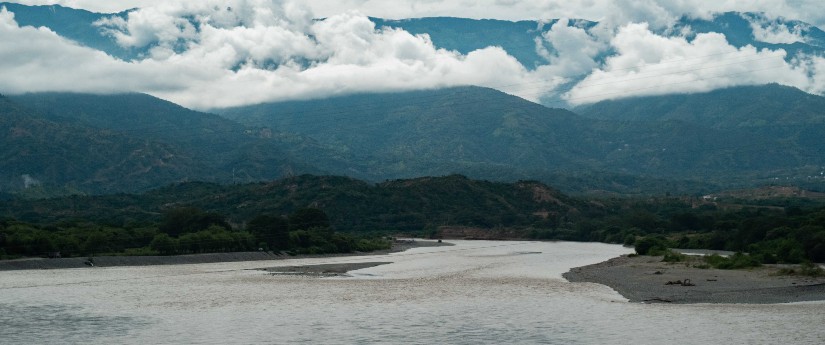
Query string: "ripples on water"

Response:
xmin=0 ymin=303 xmax=149 ymax=344
xmin=0 ymin=240 xmax=823 ymax=344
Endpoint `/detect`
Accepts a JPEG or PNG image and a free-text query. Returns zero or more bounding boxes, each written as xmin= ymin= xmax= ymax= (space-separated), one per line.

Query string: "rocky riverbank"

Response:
xmin=564 ymin=255 xmax=825 ymax=304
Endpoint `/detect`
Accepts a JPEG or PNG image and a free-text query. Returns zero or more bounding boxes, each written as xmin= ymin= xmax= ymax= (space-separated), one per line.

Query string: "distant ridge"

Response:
xmin=576 ymin=84 xmax=825 ymax=128
xmin=4 ymin=84 xmax=825 ymax=196
xmin=0 ymin=174 xmax=586 ymax=233
xmin=4 ymin=93 xmax=356 ymax=194
xmin=217 ymin=86 xmax=597 ymax=179
xmin=1 ymin=94 xmax=200 ymax=195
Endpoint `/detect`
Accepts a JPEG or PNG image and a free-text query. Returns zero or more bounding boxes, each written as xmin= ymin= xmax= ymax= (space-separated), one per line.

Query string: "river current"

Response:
xmin=1 ymin=240 xmax=823 ymax=344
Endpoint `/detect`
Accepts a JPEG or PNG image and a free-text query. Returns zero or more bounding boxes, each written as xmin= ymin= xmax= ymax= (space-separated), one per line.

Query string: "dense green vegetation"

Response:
xmin=6 ymin=84 xmax=825 ymax=197
xmin=2 ymin=174 xmax=824 ymax=264
xmin=4 ymin=4 xmax=825 ymax=263
xmin=218 ymin=86 xmax=599 ymax=181
xmin=219 ymin=84 xmax=825 ymax=190
xmin=0 ymin=174 xmax=581 ymax=258
xmin=620 ymin=197 xmax=825 ymax=265
xmin=5 ymin=92 xmax=359 ymax=195
xmin=0 ymin=175 xmax=582 ymax=233
xmin=0 ymin=206 xmax=390 ymax=259
xmin=0 ymin=94 xmax=201 ymax=195
xmin=577 ymin=84 xmax=825 ymax=185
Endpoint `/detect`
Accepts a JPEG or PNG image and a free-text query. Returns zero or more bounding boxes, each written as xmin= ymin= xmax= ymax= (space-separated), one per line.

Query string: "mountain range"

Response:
xmin=577 ymin=84 xmax=824 ymax=180
xmin=3 ymin=82 xmax=824 ymax=197
xmin=2 ymin=3 xmax=825 ymax=197
xmin=1 ymin=94 xmax=197 ymax=195
xmin=0 ymin=92 xmax=355 ymax=195
xmin=218 ymin=84 xmax=825 ymax=186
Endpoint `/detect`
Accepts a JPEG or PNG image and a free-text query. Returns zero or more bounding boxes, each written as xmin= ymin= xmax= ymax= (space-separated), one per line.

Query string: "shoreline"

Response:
xmin=0 ymin=239 xmax=451 ymax=271
xmin=564 ymin=254 xmax=825 ymax=304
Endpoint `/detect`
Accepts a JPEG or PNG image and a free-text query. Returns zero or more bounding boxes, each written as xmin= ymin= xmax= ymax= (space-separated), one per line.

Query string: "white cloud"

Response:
xmin=564 ymin=23 xmax=814 ymax=104
xmin=535 ymin=18 xmax=607 ymax=78
xmin=744 ymin=13 xmax=807 ymax=44
xmin=8 ymin=0 xmax=825 ymax=29
xmin=3 ymin=0 xmax=825 ymax=109
xmin=0 ymin=8 xmax=197 ymax=94
xmin=316 ymin=0 xmax=825 ymax=30
xmin=0 ymin=2 xmax=565 ymax=109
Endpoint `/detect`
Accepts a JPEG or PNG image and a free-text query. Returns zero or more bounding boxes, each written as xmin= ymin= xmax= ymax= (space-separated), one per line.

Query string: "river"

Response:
xmin=0 ymin=240 xmax=822 ymax=344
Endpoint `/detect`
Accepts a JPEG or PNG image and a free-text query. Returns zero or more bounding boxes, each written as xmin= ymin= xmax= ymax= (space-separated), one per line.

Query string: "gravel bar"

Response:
xmin=564 ymin=255 xmax=825 ymax=304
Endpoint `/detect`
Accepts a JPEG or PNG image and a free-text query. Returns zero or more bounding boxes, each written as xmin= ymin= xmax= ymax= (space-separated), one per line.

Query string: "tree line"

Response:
xmin=568 ymin=198 xmax=825 ymax=265
xmin=0 ymin=207 xmax=390 ymax=259
xmin=2 ymin=175 xmax=825 ymax=265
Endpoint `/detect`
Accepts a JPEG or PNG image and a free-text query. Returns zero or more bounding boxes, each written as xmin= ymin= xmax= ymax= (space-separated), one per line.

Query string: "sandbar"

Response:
xmin=564 ymin=255 xmax=825 ymax=304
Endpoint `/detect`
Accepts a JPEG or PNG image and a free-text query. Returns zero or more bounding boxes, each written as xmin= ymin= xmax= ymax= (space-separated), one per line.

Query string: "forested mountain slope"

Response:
xmin=0 ymin=174 xmax=583 ymax=233
xmin=0 ymin=94 xmax=201 ymax=194
xmin=219 ymin=86 xmax=600 ymax=179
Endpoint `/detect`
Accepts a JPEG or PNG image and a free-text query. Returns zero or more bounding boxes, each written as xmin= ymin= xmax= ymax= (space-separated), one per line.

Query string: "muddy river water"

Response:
xmin=1 ymin=240 xmax=823 ymax=344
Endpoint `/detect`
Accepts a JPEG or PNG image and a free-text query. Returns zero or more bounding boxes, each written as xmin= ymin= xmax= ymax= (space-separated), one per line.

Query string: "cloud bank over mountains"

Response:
xmin=565 ymin=24 xmax=824 ymax=104
xmin=2 ymin=0 xmax=825 ymax=109
xmin=13 ymin=0 xmax=825 ymax=27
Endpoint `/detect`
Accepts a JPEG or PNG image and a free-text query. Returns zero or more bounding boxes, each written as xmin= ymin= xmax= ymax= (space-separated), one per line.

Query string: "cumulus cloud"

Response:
xmin=296 ymin=0 xmax=825 ymax=32
xmin=1 ymin=1 xmax=565 ymax=109
xmin=0 ymin=8 xmax=196 ymax=94
xmin=535 ymin=18 xmax=606 ymax=78
xmin=563 ymin=23 xmax=818 ymax=104
xmin=744 ymin=13 xmax=807 ymax=44
xmin=4 ymin=0 xmax=825 ymax=109
xmin=10 ymin=0 xmax=825 ymax=29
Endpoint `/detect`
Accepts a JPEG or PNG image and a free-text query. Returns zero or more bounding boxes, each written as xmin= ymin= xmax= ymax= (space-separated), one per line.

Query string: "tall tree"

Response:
xmin=247 ymin=215 xmax=290 ymax=250
xmin=288 ymin=208 xmax=330 ymax=232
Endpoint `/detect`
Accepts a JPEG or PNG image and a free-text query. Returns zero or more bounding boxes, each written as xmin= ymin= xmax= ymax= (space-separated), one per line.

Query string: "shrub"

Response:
xmin=777 ymin=262 xmax=825 ymax=277
xmin=150 ymin=233 xmax=178 ymax=255
xmin=800 ymin=262 xmax=825 ymax=276
xmin=634 ymin=236 xmax=668 ymax=255
xmin=703 ymin=253 xmax=761 ymax=269
xmin=623 ymin=235 xmax=636 ymax=246
xmin=662 ymin=250 xmax=687 ymax=262
xmin=122 ymin=247 xmax=158 ymax=256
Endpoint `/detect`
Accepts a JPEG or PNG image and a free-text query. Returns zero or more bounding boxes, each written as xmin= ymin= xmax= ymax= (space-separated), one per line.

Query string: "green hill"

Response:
xmin=13 ymin=92 xmax=284 ymax=173
xmin=0 ymin=174 xmax=584 ymax=233
xmin=218 ymin=85 xmax=820 ymax=189
xmin=218 ymin=86 xmax=599 ymax=179
xmin=575 ymin=84 xmax=825 ymax=182
xmin=0 ymin=94 xmax=201 ymax=195
xmin=9 ymin=93 xmax=366 ymax=194
xmin=7 ymin=84 xmax=824 ymax=196
xmin=576 ymin=84 xmax=825 ymax=129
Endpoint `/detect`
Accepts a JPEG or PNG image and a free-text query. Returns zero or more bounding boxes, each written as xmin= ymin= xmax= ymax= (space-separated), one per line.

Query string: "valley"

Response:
xmin=3 ymin=3 xmax=825 ymax=342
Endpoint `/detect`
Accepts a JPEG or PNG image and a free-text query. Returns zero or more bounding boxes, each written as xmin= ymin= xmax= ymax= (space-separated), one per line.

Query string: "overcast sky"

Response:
xmin=2 ymin=0 xmax=825 ymax=109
